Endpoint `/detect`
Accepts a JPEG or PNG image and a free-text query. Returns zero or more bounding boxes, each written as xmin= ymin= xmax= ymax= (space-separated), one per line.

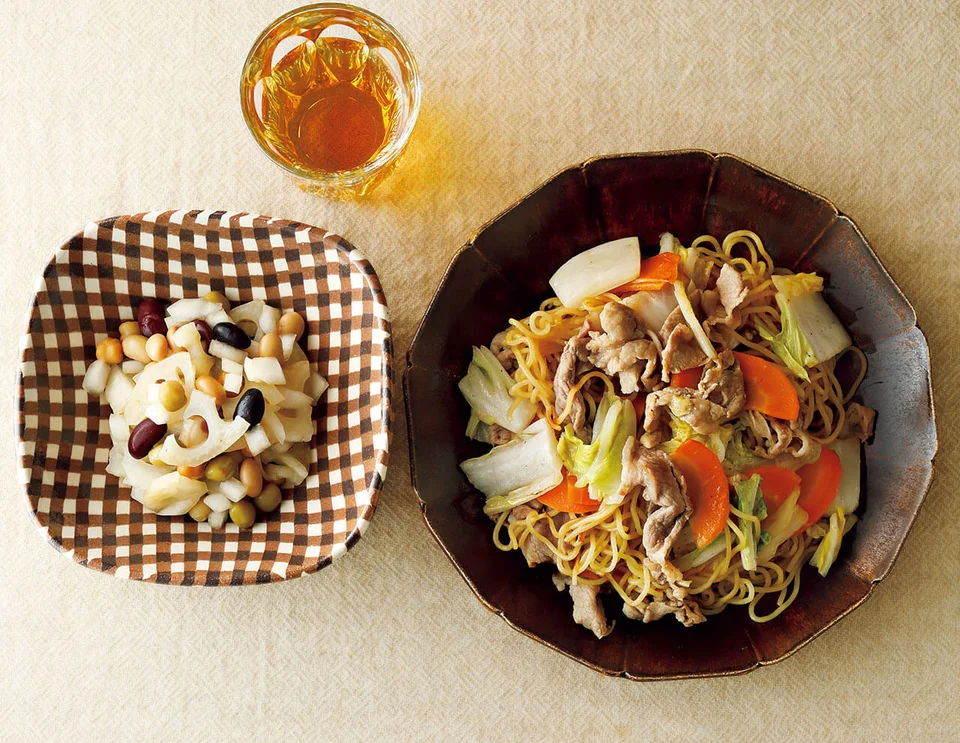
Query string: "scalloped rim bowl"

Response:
xmin=404 ymin=151 xmax=936 ymax=680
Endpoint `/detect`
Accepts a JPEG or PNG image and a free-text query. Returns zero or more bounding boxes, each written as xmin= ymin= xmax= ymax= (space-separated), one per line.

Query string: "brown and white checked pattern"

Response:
xmin=15 ymin=210 xmax=392 ymax=585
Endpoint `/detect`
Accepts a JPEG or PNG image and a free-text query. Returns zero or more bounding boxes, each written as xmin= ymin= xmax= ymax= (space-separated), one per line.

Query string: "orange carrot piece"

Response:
xmin=733 ymin=351 xmax=800 ymax=421
xmin=612 ymin=253 xmax=681 ymax=294
xmin=538 ymin=471 xmax=600 ymax=514
xmin=794 ymin=448 xmax=843 ymax=534
xmin=671 ymin=440 xmax=730 ymax=547
xmin=745 ymin=465 xmax=801 ymax=514
xmin=670 ymin=366 xmax=704 ymax=389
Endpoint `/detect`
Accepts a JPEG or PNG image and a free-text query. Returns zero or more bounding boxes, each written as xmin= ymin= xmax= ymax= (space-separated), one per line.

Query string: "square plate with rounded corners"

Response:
xmin=15 ymin=210 xmax=392 ymax=585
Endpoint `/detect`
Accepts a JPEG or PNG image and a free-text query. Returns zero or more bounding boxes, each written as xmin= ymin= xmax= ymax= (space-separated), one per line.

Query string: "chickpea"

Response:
xmin=204 ymin=291 xmax=230 ymax=310
xmin=259 ymin=332 xmax=284 ymax=362
xmin=121 ymin=334 xmax=151 ymax=364
xmin=195 ymin=375 xmax=226 ymax=406
xmin=178 ymin=463 xmax=206 ymax=479
xmin=179 ymin=416 xmax=208 ymax=447
xmin=276 ymin=311 xmax=305 ymax=339
xmin=189 ymin=500 xmax=212 ymax=522
xmin=96 ymin=337 xmax=123 ymax=365
xmin=229 ymin=499 xmax=256 ymax=528
xmin=158 ymin=380 xmax=186 ymax=412
xmin=254 ymin=483 xmax=282 ymax=513
xmin=239 ymin=458 xmax=263 ymax=497
xmin=204 ymin=454 xmax=237 ymax=482
xmin=119 ymin=321 xmax=140 ymax=338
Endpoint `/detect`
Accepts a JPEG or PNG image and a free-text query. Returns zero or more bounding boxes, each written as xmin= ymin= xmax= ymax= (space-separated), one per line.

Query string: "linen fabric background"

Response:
xmin=1 ymin=1 xmax=957 ymax=740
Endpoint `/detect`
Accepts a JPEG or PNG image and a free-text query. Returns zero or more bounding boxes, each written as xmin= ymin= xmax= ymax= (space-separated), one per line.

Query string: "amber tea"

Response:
xmin=242 ymin=5 xmax=421 ymax=197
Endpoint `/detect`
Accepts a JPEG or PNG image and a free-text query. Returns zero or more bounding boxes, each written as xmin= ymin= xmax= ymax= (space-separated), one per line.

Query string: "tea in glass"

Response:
xmin=241 ymin=4 xmax=421 ymax=198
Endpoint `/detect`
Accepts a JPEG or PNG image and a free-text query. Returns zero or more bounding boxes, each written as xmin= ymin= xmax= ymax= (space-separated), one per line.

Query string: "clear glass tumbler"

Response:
xmin=241 ymin=4 xmax=421 ymax=198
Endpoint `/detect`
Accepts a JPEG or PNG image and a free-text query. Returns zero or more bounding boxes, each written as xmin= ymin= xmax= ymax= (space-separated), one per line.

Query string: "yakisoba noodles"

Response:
xmin=459 ymin=230 xmax=874 ymax=637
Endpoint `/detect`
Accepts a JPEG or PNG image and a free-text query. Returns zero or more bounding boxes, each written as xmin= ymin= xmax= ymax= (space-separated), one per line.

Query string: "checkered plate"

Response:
xmin=15 ymin=210 xmax=392 ymax=585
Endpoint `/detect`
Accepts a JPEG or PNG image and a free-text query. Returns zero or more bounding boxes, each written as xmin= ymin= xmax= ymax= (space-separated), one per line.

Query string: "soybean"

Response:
xmin=204 ymin=454 xmax=237 ymax=482
xmin=229 ymin=499 xmax=256 ymax=528
xmin=158 ymin=380 xmax=186 ymax=412
xmin=254 ymin=483 xmax=282 ymax=513
xmin=240 ymin=458 xmax=263 ymax=497
xmin=122 ymin=334 xmax=151 ymax=364
xmin=195 ymin=375 xmax=226 ymax=406
xmin=189 ymin=501 xmax=212 ymax=522
xmin=259 ymin=332 xmax=284 ymax=362
xmin=277 ymin=311 xmax=305 ymax=339
xmin=119 ymin=321 xmax=140 ymax=338
xmin=204 ymin=291 xmax=230 ymax=311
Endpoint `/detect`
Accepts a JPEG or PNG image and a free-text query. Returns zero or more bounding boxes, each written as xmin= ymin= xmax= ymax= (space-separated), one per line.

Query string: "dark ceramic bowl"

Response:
xmin=405 ymin=151 xmax=936 ymax=679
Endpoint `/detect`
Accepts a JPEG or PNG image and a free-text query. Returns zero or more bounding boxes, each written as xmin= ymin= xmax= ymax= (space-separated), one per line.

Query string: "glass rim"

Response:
xmin=239 ymin=2 xmax=422 ymax=185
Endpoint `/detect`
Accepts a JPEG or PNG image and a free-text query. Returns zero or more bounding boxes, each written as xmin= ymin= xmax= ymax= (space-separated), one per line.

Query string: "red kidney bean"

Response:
xmin=137 ymin=298 xmax=163 ymax=322
xmin=128 ymin=419 xmax=168 ymax=459
xmin=193 ymin=319 xmax=213 ymax=346
xmin=140 ymin=314 xmax=167 ymax=338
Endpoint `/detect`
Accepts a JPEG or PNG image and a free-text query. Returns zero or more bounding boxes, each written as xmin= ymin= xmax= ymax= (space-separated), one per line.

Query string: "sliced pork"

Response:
xmin=619 ymin=438 xmax=690 ymax=598
xmin=584 ymin=302 xmax=659 ymax=394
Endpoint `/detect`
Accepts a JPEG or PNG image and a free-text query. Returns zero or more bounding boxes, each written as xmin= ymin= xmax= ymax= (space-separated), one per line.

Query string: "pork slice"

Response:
xmin=623 ymin=596 xmax=706 ymax=627
xmin=643 ymin=387 xmax=727 ymax=441
xmin=486 ymin=423 xmax=514 ymax=446
xmin=661 ymin=322 xmax=709 ymax=374
xmin=703 ymin=264 xmax=749 ymax=329
xmin=508 ymin=506 xmax=555 ymax=567
xmin=554 ymin=574 xmax=612 ymax=639
xmin=553 ymin=324 xmax=591 ymax=441
xmin=619 ymin=438 xmax=691 ymax=598
xmin=584 ymin=302 xmax=659 ymax=394
xmin=698 ymin=350 xmax=746 ymax=419
xmin=841 ymin=402 xmax=876 ymax=442
xmin=490 ymin=330 xmax=517 ymax=373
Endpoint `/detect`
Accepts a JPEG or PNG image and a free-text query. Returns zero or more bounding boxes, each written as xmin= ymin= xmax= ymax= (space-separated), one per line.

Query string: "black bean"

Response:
xmin=235 ymin=389 xmax=265 ymax=426
xmin=193 ymin=319 xmax=213 ymax=346
xmin=140 ymin=314 xmax=167 ymax=338
xmin=128 ymin=419 xmax=168 ymax=459
xmin=137 ymin=298 xmax=163 ymax=322
xmin=212 ymin=322 xmax=251 ymax=350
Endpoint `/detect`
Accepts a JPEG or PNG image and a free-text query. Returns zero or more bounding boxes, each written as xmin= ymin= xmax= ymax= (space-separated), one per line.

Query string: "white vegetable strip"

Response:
xmin=209 ymin=339 xmax=246 ymax=364
xmin=458 ymin=346 xmax=536 ymax=434
xmin=827 ymin=438 xmax=860 ymax=517
xmin=104 ymin=367 xmax=134 ymax=414
xmin=673 ymin=281 xmax=717 ymax=359
xmin=159 ymin=392 xmax=250 ymax=466
xmin=548 ymin=237 xmax=641 ymax=308
xmin=460 ymin=419 xmax=564 ymax=515
xmin=245 ymin=356 xmax=286 ymax=385
xmin=82 ymin=359 xmax=112 ymax=397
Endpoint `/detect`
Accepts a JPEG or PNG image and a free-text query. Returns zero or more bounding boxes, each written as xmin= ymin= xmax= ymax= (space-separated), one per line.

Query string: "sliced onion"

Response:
xmin=82 ymin=359 xmax=112 ymax=397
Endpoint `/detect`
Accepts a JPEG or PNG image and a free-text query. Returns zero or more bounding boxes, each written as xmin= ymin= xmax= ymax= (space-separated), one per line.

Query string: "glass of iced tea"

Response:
xmin=241 ymin=4 xmax=421 ymax=198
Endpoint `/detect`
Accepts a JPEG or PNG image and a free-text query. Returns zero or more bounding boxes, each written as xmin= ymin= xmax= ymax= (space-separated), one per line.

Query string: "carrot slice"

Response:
xmin=794 ymin=448 xmax=843 ymax=534
xmin=612 ymin=253 xmax=681 ymax=294
xmin=745 ymin=465 xmax=801 ymax=514
xmin=670 ymin=366 xmax=704 ymax=389
xmin=733 ymin=351 xmax=800 ymax=421
xmin=538 ymin=471 xmax=600 ymax=514
xmin=671 ymin=440 xmax=729 ymax=547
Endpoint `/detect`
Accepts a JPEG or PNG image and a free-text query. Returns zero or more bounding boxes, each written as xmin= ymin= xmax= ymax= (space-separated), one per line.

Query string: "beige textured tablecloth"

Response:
xmin=1 ymin=1 xmax=957 ymax=740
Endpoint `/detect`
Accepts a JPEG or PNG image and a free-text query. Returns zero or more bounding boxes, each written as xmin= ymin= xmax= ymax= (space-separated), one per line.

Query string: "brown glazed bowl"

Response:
xmin=16 ymin=210 xmax=392 ymax=585
xmin=404 ymin=151 xmax=936 ymax=679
